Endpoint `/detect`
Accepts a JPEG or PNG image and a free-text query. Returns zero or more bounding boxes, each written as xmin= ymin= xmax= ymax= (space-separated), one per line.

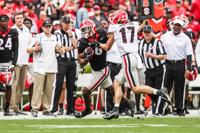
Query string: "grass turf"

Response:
xmin=0 ymin=117 xmax=200 ymax=133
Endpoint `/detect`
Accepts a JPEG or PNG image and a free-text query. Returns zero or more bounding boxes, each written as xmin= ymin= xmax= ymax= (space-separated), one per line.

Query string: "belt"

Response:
xmin=146 ymin=64 xmax=164 ymax=71
xmin=58 ymin=58 xmax=76 ymax=62
xmin=166 ymin=60 xmax=185 ymax=64
xmin=107 ymin=62 xmax=122 ymax=68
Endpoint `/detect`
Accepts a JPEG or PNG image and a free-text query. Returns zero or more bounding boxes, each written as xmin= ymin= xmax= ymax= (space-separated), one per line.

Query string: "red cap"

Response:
xmin=94 ymin=5 xmax=100 ymax=10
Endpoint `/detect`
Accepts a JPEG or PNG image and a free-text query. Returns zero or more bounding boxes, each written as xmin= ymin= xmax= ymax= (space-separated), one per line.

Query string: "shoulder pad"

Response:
xmin=10 ymin=28 xmax=18 ymax=37
xmin=79 ymin=38 xmax=88 ymax=45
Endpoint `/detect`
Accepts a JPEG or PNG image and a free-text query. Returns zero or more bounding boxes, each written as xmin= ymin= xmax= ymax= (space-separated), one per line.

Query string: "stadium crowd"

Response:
xmin=0 ymin=0 xmax=200 ymax=118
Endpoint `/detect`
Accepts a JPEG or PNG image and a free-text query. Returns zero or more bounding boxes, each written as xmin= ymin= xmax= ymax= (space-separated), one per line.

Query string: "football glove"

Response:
xmin=83 ymin=47 xmax=94 ymax=60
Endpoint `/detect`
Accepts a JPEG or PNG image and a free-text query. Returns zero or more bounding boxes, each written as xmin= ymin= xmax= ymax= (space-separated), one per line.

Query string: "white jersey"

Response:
xmin=108 ymin=22 xmax=139 ymax=56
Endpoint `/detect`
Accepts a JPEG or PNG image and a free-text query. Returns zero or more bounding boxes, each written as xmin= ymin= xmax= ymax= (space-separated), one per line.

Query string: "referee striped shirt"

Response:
xmin=54 ymin=29 xmax=76 ymax=59
xmin=138 ymin=38 xmax=166 ymax=69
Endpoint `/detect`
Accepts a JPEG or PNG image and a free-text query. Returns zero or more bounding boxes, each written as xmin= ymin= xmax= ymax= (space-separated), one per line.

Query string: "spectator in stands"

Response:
xmin=11 ymin=12 xmax=32 ymax=115
xmin=52 ymin=20 xmax=61 ymax=33
xmin=0 ymin=13 xmax=18 ymax=116
xmin=13 ymin=0 xmax=26 ymax=12
xmin=2 ymin=0 xmax=15 ymax=27
xmin=24 ymin=3 xmax=39 ymax=33
xmin=44 ymin=0 xmax=58 ymax=20
xmin=76 ymin=0 xmax=93 ymax=28
xmin=191 ymin=0 xmax=200 ymax=22
xmin=27 ymin=20 xmax=64 ymax=117
xmin=91 ymin=5 xmax=105 ymax=29
xmin=171 ymin=0 xmax=186 ymax=17
xmin=38 ymin=10 xmax=47 ymax=32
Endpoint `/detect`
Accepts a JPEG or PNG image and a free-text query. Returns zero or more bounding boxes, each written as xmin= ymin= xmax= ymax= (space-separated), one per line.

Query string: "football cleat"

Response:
xmin=128 ymin=100 xmax=135 ymax=117
xmin=103 ymin=110 xmax=119 ymax=120
xmin=31 ymin=110 xmax=38 ymax=117
xmin=74 ymin=109 xmax=92 ymax=118
xmin=159 ymin=88 xmax=171 ymax=105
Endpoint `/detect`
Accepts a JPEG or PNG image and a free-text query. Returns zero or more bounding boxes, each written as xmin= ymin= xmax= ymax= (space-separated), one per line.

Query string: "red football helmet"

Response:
xmin=0 ymin=71 xmax=12 ymax=85
xmin=113 ymin=10 xmax=128 ymax=24
xmin=187 ymin=67 xmax=198 ymax=81
xmin=80 ymin=19 xmax=96 ymax=38
xmin=25 ymin=72 xmax=33 ymax=89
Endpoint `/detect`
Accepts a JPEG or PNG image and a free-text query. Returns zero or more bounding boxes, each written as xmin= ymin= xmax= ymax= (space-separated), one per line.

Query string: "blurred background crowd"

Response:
xmin=0 ymin=0 xmax=199 ymax=39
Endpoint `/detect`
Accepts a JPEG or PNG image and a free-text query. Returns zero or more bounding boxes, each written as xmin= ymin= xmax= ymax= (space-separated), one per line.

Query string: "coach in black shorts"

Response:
xmin=138 ymin=25 xmax=167 ymax=115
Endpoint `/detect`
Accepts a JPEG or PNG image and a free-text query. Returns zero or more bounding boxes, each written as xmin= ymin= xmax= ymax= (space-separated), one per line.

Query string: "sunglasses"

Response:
xmin=144 ymin=31 xmax=151 ymax=34
xmin=44 ymin=25 xmax=52 ymax=28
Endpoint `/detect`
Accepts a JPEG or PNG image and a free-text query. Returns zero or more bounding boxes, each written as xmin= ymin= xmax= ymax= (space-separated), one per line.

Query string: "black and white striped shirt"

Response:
xmin=138 ymin=38 xmax=166 ymax=69
xmin=54 ymin=29 xmax=76 ymax=60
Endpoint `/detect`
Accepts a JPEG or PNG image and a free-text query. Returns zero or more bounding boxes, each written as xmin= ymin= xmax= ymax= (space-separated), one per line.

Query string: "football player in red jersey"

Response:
xmin=74 ymin=19 xmax=114 ymax=118
xmin=0 ymin=13 xmax=18 ymax=116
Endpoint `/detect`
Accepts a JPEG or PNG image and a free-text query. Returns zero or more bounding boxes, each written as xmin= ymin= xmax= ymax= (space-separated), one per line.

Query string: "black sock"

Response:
xmin=59 ymin=103 xmax=63 ymax=110
xmin=113 ymin=106 xmax=119 ymax=112
xmin=83 ymin=94 xmax=91 ymax=111
xmin=4 ymin=102 xmax=10 ymax=111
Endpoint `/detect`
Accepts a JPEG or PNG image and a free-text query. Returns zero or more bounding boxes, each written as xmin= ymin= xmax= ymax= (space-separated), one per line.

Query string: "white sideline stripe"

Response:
xmin=25 ymin=124 xmax=200 ymax=129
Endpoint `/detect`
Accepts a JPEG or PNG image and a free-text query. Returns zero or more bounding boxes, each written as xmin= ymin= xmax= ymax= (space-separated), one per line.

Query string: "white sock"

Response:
xmin=114 ymin=103 xmax=120 ymax=107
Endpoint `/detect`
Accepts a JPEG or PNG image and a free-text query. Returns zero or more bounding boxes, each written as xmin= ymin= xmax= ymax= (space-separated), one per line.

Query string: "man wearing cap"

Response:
xmin=91 ymin=5 xmax=105 ymax=29
xmin=51 ymin=14 xmax=78 ymax=116
xmin=27 ymin=20 xmax=64 ymax=117
xmin=138 ymin=25 xmax=167 ymax=115
xmin=161 ymin=18 xmax=193 ymax=116
xmin=0 ymin=13 xmax=18 ymax=116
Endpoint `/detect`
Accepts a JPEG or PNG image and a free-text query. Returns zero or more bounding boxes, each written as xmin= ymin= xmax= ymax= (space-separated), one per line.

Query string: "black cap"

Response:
xmin=0 ymin=15 xmax=9 ymax=22
xmin=6 ymin=0 xmax=13 ymax=3
xmin=61 ymin=15 xmax=70 ymax=23
xmin=176 ymin=0 xmax=182 ymax=3
xmin=42 ymin=20 xmax=52 ymax=27
xmin=143 ymin=25 xmax=152 ymax=32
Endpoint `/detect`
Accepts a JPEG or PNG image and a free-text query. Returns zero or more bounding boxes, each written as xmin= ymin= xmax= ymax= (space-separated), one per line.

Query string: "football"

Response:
xmin=83 ymin=47 xmax=94 ymax=60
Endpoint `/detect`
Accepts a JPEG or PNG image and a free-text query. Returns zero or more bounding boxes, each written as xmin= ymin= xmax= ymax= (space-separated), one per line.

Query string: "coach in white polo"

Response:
xmin=27 ymin=20 xmax=64 ymax=117
xmin=161 ymin=17 xmax=193 ymax=116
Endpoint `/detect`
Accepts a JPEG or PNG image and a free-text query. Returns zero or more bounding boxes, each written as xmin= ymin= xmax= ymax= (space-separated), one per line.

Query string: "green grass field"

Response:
xmin=0 ymin=117 xmax=200 ymax=133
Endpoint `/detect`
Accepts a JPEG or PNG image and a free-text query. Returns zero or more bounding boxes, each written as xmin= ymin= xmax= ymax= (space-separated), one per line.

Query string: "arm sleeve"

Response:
xmin=187 ymin=55 xmax=192 ymax=71
xmin=12 ymin=34 xmax=18 ymax=65
xmin=195 ymin=38 xmax=200 ymax=67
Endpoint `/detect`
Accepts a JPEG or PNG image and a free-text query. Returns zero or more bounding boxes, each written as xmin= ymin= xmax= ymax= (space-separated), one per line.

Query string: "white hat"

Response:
xmin=173 ymin=19 xmax=184 ymax=27
xmin=53 ymin=20 xmax=60 ymax=26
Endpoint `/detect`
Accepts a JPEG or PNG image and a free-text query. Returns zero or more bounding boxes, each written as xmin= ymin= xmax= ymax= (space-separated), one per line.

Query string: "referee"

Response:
xmin=138 ymin=25 xmax=167 ymax=115
xmin=51 ymin=15 xmax=78 ymax=115
xmin=161 ymin=18 xmax=193 ymax=116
